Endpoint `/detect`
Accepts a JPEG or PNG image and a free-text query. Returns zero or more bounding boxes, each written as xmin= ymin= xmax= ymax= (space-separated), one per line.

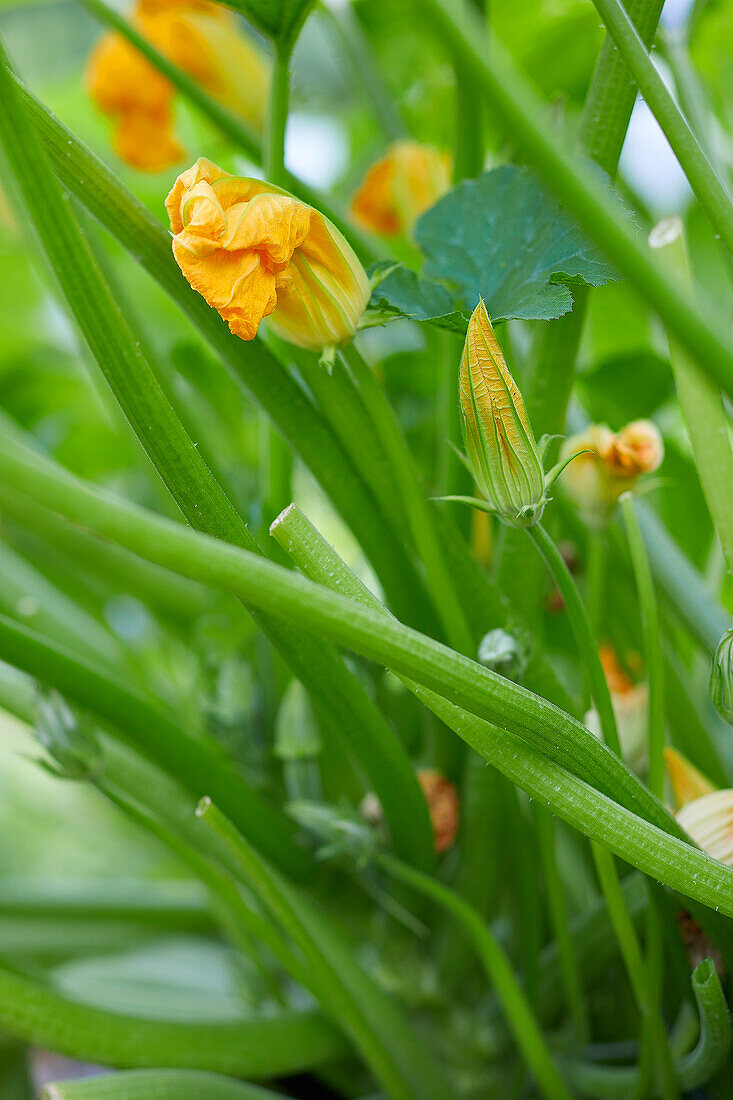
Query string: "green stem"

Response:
xmin=261 ymin=48 xmax=293 ymax=521
xmin=527 ymin=524 xmax=621 ymax=756
xmin=377 ymin=851 xmax=572 ymax=1100
xmin=589 ymin=0 xmax=733 ymax=256
xmin=265 ymin=44 xmax=291 ymax=185
xmin=564 ymin=957 xmax=730 ymax=1095
xmin=416 ymin=0 xmax=733 ymax=400
xmin=342 ymin=342 xmax=474 ymax=656
xmin=526 ymin=526 xmax=677 ymax=1094
xmin=0 ymin=964 xmax=344 ymax=1077
xmin=194 ymin=800 xmax=453 ymax=1100
xmin=635 ymin=502 xmax=728 ymax=654
xmin=648 ymin=219 xmax=733 ymax=575
xmin=452 ymin=0 xmax=485 ymax=181
xmin=0 ymin=442 xmax=718 ymax=847
xmin=533 ymin=805 xmax=589 ymax=1045
xmin=592 ymin=845 xmax=679 ymax=1099
xmin=620 ymin=494 xmax=665 ymax=800
xmin=42 ymin=1071 xmax=282 ymax=1100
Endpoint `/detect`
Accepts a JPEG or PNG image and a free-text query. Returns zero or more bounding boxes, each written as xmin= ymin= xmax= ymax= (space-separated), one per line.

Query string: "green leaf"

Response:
xmin=217 ymin=0 xmax=315 ymax=44
xmin=371 ymin=166 xmax=619 ymax=328
xmin=369 ymin=265 xmax=469 ymax=332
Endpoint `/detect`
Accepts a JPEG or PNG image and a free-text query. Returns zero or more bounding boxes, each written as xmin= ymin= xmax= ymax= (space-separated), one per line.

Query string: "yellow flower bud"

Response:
xmin=87 ymin=0 xmax=270 ymax=172
xmin=664 ymin=748 xmax=715 ymax=810
xmin=559 ymin=419 xmax=663 ymax=527
xmin=677 ymin=790 xmax=733 ymax=867
xmin=166 ymin=158 xmax=370 ymax=350
xmin=459 ymin=301 xmax=545 ymax=527
xmin=351 ymin=141 xmax=451 ymax=237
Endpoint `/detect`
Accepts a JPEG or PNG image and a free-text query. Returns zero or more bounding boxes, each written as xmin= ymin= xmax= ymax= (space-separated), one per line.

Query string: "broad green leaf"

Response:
xmin=217 ymin=0 xmax=315 ymax=44
xmin=371 ymin=166 xmax=619 ymax=328
xmin=369 ymin=264 xmax=468 ymax=332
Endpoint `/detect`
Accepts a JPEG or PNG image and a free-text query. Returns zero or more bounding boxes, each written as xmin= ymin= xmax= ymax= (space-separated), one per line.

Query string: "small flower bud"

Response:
xmin=167 ymin=158 xmax=370 ymax=350
xmin=417 ymin=769 xmax=459 ymax=854
xmin=677 ymin=789 xmax=733 ymax=867
xmin=351 ymin=141 xmax=451 ymax=237
xmin=664 ymin=748 xmax=715 ymax=810
xmin=459 ymin=301 xmax=546 ymax=527
xmin=710 ymin=627 xmax=733 ymax=726
xmin=560 ymin=420 xmax=663 ymax=527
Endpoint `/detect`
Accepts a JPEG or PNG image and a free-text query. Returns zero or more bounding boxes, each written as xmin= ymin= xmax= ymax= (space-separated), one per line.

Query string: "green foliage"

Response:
xmin=371 ymin=166 xmax=619 ymax=329
xmin=0 ymin=0 xmax=732 ymax=1096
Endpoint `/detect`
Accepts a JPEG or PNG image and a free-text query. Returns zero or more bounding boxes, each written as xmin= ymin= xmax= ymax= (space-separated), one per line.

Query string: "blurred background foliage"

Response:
xmin=0 ymin=0 xmax=731 ymax=1093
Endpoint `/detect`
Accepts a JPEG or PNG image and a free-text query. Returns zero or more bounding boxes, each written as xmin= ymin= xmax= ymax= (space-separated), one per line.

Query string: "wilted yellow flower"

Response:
xmin=664 ymin=748 xmax=715 ymax=810
xmin=586 ymin=645 xmax=649 ymax=773
xmin=417 ymin=769 xmax=459 ymax=854
xmin=166 ymin=158 xmax=370 ymax=349
xmin=351 ymin=141 xmax=451 ymax=237
xmin=459 ymin=301 xmax=546 ymax=527
xmin=560 ymin=419 xmax=663 ymax=526
xmin=87 ymin=0 xmax=270 ymax=173
xmin=677 ymin=790 xmax=733 ymax=867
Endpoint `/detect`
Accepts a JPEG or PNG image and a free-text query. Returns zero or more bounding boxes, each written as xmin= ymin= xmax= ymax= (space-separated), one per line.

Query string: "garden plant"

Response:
xmin=0 ymin=0 xmax=732 ymax=1096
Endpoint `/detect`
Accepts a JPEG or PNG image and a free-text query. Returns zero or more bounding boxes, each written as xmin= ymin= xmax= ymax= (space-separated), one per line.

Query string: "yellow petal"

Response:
xmin=664 ymin=748 xmax=716 ymax=810
xmin=677 ymin=790 xmax=733 ymax=866
xmin=167 ymin=159 xmax=369 ymax=349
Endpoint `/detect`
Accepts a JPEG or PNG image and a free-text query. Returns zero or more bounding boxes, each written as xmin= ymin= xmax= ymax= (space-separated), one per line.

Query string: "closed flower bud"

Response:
xmin=351 ymin=141 xmax=451 ymax=237
xmin=710 ymin=627 xmax=733 ymax=726
xmin=459 ymin=301 xmax=546 ymax=527
xmin=166 ymin=158 xmax=370 ymax=349
xmin=417 ymin=769 xmax=459 ymax=854
xmin=664 ymin=748 xmax=715 ymax=810
xmin=560 ymin=419 xmax=663 ymax=527
xmin=87 ymin=0 xmax=270 ymax=172
xmin=677 ymin=790 xmax=733 ymax=867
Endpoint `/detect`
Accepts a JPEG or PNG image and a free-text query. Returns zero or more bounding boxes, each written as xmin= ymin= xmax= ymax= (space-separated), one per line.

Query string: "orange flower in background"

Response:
xmin=586 ymin=645 xmax=649 ymax=774
xmin=167 ymin=158 xmax=370 ymax=349
xmin=87 ymin=0 xmax=270 ymax=172
xmin=86 ymin=32 xmax=182 ymax=172
xmin=417 ymin=769 xmax=459 ymax=854
xmin=560 ymin=419 xmax=663 ymax=527
xmin=351 ymin=141 xmax=451 ymax=237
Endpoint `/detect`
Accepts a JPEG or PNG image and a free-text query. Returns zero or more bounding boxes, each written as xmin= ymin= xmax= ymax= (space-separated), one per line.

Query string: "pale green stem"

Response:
xmin=527 ymin=524 xmax=621 ymax=757
xmin=589 ymin=0 xmax=733 ymax=256
xmin=533 ymin=804 xmax=589 ymax=1045
xmin=620 ymin=493 xmax=666 ymax=801
xmin=648 ymin=219 xmax=733 ymax=576
xmin=526 ymin=521 xmax=677 ymax=1096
